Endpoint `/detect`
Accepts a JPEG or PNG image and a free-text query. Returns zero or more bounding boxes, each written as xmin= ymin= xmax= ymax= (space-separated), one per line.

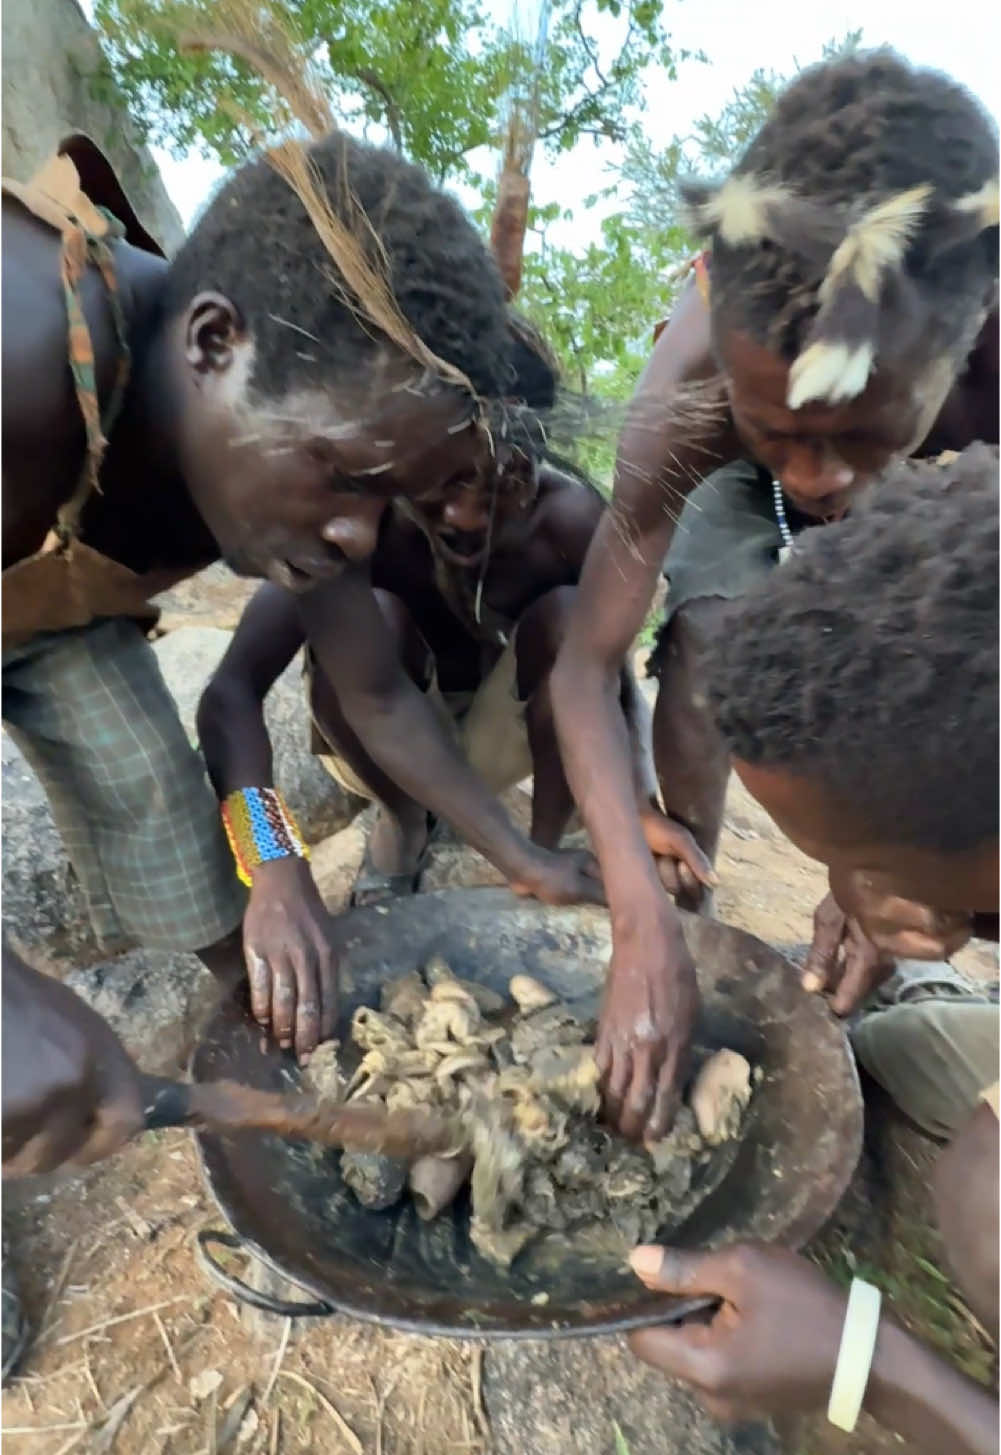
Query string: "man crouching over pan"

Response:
xmin=627 ymin=445 xmax=998 ymax=1455
xmin=197 ymin=347 xmax=712 ymax=1039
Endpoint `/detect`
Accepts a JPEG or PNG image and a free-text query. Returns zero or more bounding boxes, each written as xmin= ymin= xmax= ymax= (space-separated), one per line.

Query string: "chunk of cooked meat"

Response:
xmin=690 ymin=1050 xmax=752 ymax=1146
xmin=334 ymin=965 xmax=755 ymax=1269
xmin=341 ymin=1151 xmax=409 ymax=1210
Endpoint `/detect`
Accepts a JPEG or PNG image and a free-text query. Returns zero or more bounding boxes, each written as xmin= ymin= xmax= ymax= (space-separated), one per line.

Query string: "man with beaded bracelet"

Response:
xmin=0 ymin=121 xmax=611 ymax=1376
xmin=2 ymin=119 xmax=604 ymax=1083
xmin=626 ymin=449 xmax=998 ymax=1454
xmin=196 ymin=437 xmax=715 ymax=999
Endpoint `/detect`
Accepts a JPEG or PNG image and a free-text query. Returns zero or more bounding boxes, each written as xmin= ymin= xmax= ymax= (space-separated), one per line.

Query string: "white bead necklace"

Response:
xmin=773 ymin=479 xmax=794 ymax=562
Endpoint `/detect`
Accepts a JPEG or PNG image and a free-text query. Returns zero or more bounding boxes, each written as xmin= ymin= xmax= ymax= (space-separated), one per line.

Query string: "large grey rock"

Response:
xmin=152 ymin=562 xmax=258 ymax=634
xmin=484 ymin=1338 xmax=779 ymax=1455
xmin=153 ymin=626 xmax=364 ymax=845
xmin=65 ymin=947 xmax=218 ymax=1076
xmin=311 ymin=819 xmax=369 ymax=914
xmin=1 ymin=0 xmax=184 ymax=255
xmin=419 ymin=839 xmax=508 ymax=894
xmin=5 ymin=730 xmax=220 ymax=1066
xmin=1 ymin=731 xmax=106 ymax=970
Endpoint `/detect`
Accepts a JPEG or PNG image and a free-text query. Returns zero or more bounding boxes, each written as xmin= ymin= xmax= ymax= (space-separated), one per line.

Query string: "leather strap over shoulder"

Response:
xmin=3 ymin=151 xmax=132 ymax=550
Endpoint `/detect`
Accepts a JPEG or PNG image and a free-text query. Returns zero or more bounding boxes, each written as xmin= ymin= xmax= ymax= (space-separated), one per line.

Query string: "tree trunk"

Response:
xmin=490 ymin=164 xmax=531 ymax=301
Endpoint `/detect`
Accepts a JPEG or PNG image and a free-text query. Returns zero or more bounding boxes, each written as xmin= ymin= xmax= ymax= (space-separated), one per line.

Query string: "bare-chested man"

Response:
xmin=550 ymin=50 xmax=999 ymax=1141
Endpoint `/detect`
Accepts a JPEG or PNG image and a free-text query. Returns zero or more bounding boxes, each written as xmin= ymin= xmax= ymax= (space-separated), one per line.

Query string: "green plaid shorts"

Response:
xmin=2 ymin=618 xmax=246 ymax=953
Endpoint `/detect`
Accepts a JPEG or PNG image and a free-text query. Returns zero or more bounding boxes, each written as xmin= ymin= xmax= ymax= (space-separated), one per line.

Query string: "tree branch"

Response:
xmin=433 ymin=145 xmax=477 ymax=182
xmin=573 ymin=2 xmax=607 ymax=90
xmin=537 ymin=7 xmax=639 ymax=146
xmin=348 ymin=66 xmax=404 ymax=152
xmin=537 ymin=114 xmax=623 ymax=143
xmin=538 ymin=265 xmax=588 ymax=394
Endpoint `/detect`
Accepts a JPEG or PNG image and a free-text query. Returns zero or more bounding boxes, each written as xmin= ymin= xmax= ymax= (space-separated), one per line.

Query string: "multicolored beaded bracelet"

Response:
xmin=221 ymin=787 xmax=309 ymax=887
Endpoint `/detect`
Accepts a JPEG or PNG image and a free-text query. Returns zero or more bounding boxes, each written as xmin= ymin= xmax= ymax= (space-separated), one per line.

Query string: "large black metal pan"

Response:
xmin=191 ymin=889 xmax=862 ymax=1338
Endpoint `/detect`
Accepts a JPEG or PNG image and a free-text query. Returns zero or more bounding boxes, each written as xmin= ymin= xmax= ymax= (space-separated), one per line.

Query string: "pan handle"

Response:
xmin=196 ymin=1230 xmax=336 ymax=1319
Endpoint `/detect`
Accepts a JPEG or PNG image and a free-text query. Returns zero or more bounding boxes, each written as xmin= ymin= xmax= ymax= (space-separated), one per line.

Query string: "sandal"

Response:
xmin=780 ymin=946 xmax=998 ymax=1008
xmin=2 ymin=1237 xmax=29 ymax=1386
xmin=872 ymin=962 xmax=998 ymax=1009
xmin=349 ymin=820 xmax=434 ymax=909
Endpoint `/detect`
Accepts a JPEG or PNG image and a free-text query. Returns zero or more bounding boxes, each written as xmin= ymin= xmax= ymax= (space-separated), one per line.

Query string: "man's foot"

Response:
xmin=867 ymin=962 xmax=998 ymax=1009
xmin=2 ymin=1238 xmax=30 ymax=1386
xmin=676 ymin=886 xmax=715 ymax=918
xmin=350 ymin=809 xmax=433 ymax=908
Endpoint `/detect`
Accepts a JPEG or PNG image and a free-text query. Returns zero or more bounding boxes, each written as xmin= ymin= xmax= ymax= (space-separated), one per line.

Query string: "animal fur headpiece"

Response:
xmin=681 ymin=171 xmax=999 ymax=410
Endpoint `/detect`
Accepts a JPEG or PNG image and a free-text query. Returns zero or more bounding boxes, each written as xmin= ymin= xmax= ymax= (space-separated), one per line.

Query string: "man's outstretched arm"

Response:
xmin=551 ymin=283 xmax=736 ymax=1139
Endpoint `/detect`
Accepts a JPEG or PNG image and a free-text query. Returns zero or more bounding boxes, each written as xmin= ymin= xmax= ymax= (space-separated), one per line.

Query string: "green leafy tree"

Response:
xmin=94 ymin=0 xmax=681 ymax=180
xmin=520 ymin=210 xmax=683 ymax=396
xmin=93 ymin=1 xmax=862 ymax=487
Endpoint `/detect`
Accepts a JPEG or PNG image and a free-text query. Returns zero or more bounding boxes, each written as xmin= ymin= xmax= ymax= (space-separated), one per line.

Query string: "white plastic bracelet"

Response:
xmin=827 ymin=1277 xmax=882 ymax=1433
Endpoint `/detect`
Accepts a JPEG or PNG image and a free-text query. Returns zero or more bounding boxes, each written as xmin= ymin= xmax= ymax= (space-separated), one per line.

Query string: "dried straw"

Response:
xmin=179 ymin=0 xmax=479 ymax=403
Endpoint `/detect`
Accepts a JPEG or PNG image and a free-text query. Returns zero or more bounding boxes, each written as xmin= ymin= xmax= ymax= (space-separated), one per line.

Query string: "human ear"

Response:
xmin=184 ymin=292 xmax=245 ymax=374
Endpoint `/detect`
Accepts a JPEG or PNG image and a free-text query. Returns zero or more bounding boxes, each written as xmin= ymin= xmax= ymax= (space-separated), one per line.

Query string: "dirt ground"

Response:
xmin=3 ymin=582 xmax=997 ymax=1454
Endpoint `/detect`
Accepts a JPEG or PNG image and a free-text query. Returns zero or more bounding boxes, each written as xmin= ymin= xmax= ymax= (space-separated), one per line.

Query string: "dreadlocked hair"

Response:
xmin=507 ymin=310 xmax=560 ymax=411
xmin=503 ymin=307 xmax=624 ymax=487
xmin=494 ymin=310 xmax=559 ymax=468
xmin=707 ymin=443 xmax=999 ymax=854
xmin=501 ymin=312 xmax=611 ymax=485
xmin=680 ymin=50 xmax=998 ymax=411
xmin=163 ymin=131 xmax=513 ymax=402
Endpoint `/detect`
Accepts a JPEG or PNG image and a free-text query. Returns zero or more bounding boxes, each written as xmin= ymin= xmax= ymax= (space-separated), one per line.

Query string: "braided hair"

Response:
xmin=681 ymin=50 xmax=998 ymax=412
xmin=707 ymin=444 xmax=999 ymax=854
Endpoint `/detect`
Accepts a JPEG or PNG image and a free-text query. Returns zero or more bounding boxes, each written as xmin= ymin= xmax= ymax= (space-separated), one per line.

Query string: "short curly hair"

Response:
xmin=707 ymin=444 xmax=999 ymax=853
xmin=682 ymin=51 xmax=998 ymax=407
xmin=164 ymin=131 xmax=513 ymax=402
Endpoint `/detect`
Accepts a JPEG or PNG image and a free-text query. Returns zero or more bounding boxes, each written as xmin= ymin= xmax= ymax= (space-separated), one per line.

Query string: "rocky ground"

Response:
xmin=3 ymin=565 xmax=997 ymax=1454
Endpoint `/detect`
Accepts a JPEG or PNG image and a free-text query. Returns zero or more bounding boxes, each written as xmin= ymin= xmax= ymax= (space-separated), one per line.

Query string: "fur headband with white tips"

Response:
xmin=924 ymin=177 xmax=1001 ymax=262
xmin=786 ymin=185 xmax=932 ymax=410
xmin=680 ymin=175 xmax=842 ymax=264
xmin=954 ymin=177 xmax=1000 ymax=228
xmin=681 ymin=174 xmax=793 ymax=248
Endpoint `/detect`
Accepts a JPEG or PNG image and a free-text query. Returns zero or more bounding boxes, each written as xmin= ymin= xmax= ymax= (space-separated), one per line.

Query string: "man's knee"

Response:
xmin=657 ymin=595 xmax=731 ymax=675
xmin=100 ymin=708 xmax=207 ymax=826
xmin=520 ymin=585 xmax=577 ymax=649
xmin=933 ymin=1101 xmax=999 ymax=1334
xmin=371 ymin=588 xmax=412 ymax=637
xmin=653 ymin=597 xmax=733 ymax=738
xmin=852 ymin=1001 xmax=998 ymax=1140
xmin=515 ymin=586 xmax=577 ymax=698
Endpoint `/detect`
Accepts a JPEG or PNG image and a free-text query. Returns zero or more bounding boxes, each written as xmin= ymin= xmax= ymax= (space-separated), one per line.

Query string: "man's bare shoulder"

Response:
xmin=535 ymin=461 xmax=604 ymax=515
xmin=3 ymin=198 xmax=168 ymax=452
xmin=640 ymin=276 xmax=718 ymax=393
xmin=2 ymin=200 xmax=72 ymax=404
xmin=3 ymin=198 xmax=179 ymax=567
xmin=529 ymin=462 xmax=605 ymax=568
xmin=3 ymin=194 xmax=167 ymax=353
